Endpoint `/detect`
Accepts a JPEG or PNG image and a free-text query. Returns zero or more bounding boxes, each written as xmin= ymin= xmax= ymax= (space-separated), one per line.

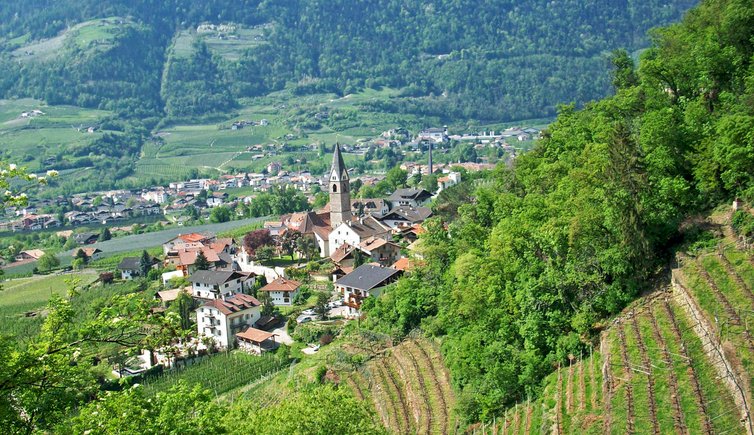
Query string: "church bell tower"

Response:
xmin=329 ymin=143 xmax=351 ymax=227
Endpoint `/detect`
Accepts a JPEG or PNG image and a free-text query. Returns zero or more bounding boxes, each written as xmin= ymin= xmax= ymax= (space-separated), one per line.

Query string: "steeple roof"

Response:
xmin=330 ymin=143 xmax=349 ymax=181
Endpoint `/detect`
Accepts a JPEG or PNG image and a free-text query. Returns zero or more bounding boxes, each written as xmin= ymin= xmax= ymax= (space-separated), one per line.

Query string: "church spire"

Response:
xmin=331 ymin=142 xmax=349 ymax=181
xmin=329 ymin=143 xmax=351 ymax=227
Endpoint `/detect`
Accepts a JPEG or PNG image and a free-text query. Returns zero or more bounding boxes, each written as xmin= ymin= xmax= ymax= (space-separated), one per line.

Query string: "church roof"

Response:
xmin=331 ymin=143 xmax=349 ymax=181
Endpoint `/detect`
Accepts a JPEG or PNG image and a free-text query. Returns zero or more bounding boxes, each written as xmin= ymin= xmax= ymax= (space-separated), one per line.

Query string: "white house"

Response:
xmin=328 ymin=216 xmax=391 ymax=255
xmin=387 ymin=188 xmax=432 ymax=208
xmin=189 ymin=270 xmax=253 ymax=300
xmin=117 ymin=256 xmax=158 ymax=280
xmin=196 ymin=293 xmax=262 ymax=349
xmin=335 ymin=264 xmax=402 ymax=318
xmin=258 ymin=277 xmax=302 ymax=306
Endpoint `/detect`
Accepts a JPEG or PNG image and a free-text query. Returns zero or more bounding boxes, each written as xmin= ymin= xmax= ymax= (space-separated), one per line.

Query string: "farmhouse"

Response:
xmin=328 ymin=216 xmax=392 ymax=256
xmin=258 ymin=277 xmax=302 ymax=306
xmin=196 ymin=293 xmax=262 ymax=350
xmin=14 ymin=249 xmax=45 ymax=262
xmin=73 ymin=247 xmax=103 ymax=261
xmin=189 ymin=270 xmax=253 ymax=300
xmin=117 ymin=256 xmax=159 ymax=280
xmin=335 ymin=264 xmax=402 ymax=317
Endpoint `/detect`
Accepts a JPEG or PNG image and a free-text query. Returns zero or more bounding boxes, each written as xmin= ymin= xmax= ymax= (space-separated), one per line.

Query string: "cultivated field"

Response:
xmin=344 ymin=338 xmax=457 ymax=434
xmin=142 ymin=351 xmax=290 ymax=397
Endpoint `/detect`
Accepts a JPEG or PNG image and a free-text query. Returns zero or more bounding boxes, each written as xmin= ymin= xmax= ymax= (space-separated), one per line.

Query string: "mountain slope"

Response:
xmin=0 ymin=0 xmax=697 ymax=122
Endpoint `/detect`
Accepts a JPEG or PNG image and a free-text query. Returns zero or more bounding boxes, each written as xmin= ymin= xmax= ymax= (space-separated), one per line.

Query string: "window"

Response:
xmin=332 ymin=184 xmax=338 ymax=193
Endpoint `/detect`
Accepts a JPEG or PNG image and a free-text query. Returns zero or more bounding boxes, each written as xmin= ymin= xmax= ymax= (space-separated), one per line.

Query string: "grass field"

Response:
xmin=0 ymin=272 xmax=98 ymax=340
xmin=173 ymin=24 xmax=270 ymax=61
xmin=0 ymin=98 xmax=112 ymax=172
xmin=11 ymin=17 xmax=132 ymax=62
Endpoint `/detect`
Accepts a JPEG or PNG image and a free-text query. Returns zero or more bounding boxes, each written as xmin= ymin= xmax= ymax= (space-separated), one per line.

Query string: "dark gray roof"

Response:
xmin=117 ymin=257 xmax=141 ymax=270
xmin=118 ymin=256 xmax=158 ymax=270
xmin=331 ymin=143 xmax=349 ymax=180
xmin=388 ymin=188 xmax=432 ymax=202
xmin=335 ymin=264 xmax=401 ymax=291
xmin=381 ymin=206 xmax=432 ymax=223
xmin=189 ymin=270 xmax=243 ymax=285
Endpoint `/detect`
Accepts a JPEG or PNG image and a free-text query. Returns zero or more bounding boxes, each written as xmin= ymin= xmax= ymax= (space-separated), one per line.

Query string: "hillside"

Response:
xmin=482 ymin=212 xmax=754 ymax=434
xmin=0 ymin=1 xmax=696 ymax=123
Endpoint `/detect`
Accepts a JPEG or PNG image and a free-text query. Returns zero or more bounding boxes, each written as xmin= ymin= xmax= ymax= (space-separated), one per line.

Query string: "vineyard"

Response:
xmin=141 ymin=351 xmax=290 ymax=397
xmin=343 ymin=338 xmax=457 ymax=434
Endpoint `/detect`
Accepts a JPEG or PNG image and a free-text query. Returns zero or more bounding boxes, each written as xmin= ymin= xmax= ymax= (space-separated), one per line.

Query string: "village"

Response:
xmin=99 ymin=143 xmax=445 ymax=375
xmin=0 ymin=123 xmax=532 ymax=234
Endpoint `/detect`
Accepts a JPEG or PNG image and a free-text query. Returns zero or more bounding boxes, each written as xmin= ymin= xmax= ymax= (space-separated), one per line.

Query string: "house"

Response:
xmin=14 ymin=249 xmax=45 ymax=262
xmin=117 ymin=256 xmax=159 ymax=280
xmin=436 ymin=172 xmax=461 ymax=192
xmin=161 ymin=270 xmax=185 ymax=286
xmin=258 ymin=277 xmax=301 ymax=306
xmin=74 ymin=232 xmax=99 ymax=245
xmin=391 ymin=257 xmax=419 ymax=272
xmin=73 ymin=247 xmax=103 ymax=261
xmin=378 ymin=206 xmax=433 ymax=229
xmin=328 ymin=216 xmax=392 ymax=255
xmin=236 ymin=327 xmax=279 ymax=354
xmin=351 ymin=198 xmax=389 ymax=217
xmin=388 ymin=188 xmax=432 ymax=208
xmin=189 ymin=270 xmax=253 ymax=300
xmin=335 ymin=264 xmax=402 ymax=317
xmin=162 ymin=232 xmax=215 ymax=255
xmin=196 ymin=293 xmax=262 ymax=349
xmin=156 ymin=288 xmax=188 ymax=307
xmin=358 ymin=237 xmax=402 ymax=267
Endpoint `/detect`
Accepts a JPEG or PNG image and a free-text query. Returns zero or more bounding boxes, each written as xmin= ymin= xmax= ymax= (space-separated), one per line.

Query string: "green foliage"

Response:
xmin=36 ymin=251 xmax=60 ymax=271
xmin=209 ymin=205 xmax=231 ymax=223
xmin=225 ymin=384 xmax=386 ymax=434
xmin=364 ymin=0 xmax=754 ymax=422
xmin=63 ymin=382 xmax=226 ymax=434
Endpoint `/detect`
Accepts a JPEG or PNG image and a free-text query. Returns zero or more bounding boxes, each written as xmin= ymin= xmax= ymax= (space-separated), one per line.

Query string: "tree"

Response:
xmin=258 ymin=290 xmax=275 ymax=316
xmin=64 ymin=382 xmax=225 ymax=434
xmin=256 ymin=245 xmax=275 ymax=263
xmin=296 ymin=236 xmax=318 ymax=262
xmin=194 ymin=251 xmax=210 ymax=270
xmin=385 ymin=166 xmax=408 ymax=190
xmin=100 ymin=227 xmax=112 ymax=241
xmin=314 ymin=291 xmax=329 ymax=320
xmin=280 ymin=230 xmax=301 ymax=260
xmin=37 ymin=252 xmax=60 ymax=271
xmin=209 ymin=205 xmax=231 ymax=223
xmin=75 ymin=248 xmax=89 ymax=264
xmin=63 ymin=236 xmax=77 ymax=250
xmin=243 ymin=229 xmax=274 ymax=258
xmin=611 ymin=49 xmax=638 ymax=90
xmin=171 ymin=290 xmax=194 ymax=331
xmin=225 ymin=385 xmax=385 ymax=434
xmin=139 ymin=250 xmax=153 ymax=277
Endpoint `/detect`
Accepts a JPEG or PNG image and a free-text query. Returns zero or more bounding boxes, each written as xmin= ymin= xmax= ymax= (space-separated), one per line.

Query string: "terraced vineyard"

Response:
xmin=343 ymin=338 xmax=457 ymax=434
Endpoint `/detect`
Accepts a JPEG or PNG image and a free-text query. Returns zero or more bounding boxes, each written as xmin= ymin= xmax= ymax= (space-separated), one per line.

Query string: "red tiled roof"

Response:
xmin=237 ymin=327 xmax=276 ymax=343
xmin=259 ymin=277 xmax=302 ymax=292
xmin=177 ymin=246 xmax=220 ymax=266
xmin=179 ymin=233 xmax=210 ymax=243
xmin=201 ymin=293 xmax=261 ymax=316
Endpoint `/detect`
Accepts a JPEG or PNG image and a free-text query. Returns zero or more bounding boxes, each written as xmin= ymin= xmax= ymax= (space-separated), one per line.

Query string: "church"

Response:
xmin=282 ymin=144 xmax=392 ymax=259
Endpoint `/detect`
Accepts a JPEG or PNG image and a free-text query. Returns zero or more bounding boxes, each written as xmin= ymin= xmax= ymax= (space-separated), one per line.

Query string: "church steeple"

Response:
xmin=329 ymin=143 xmax=351 ymax=227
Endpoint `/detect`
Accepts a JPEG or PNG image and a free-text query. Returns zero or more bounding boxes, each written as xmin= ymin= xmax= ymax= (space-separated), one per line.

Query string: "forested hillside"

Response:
xmin=362 ymin=0 xmax=754 ymax=423
xmin=0 ymin=0 xmax=695 ymax=122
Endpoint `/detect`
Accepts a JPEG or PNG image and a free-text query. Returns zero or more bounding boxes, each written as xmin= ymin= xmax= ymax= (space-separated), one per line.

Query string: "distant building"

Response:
xmin=388 ymin=188 xmax=432 ymax=208
xmin=417 ymin=127 xmax=448 ymax=143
